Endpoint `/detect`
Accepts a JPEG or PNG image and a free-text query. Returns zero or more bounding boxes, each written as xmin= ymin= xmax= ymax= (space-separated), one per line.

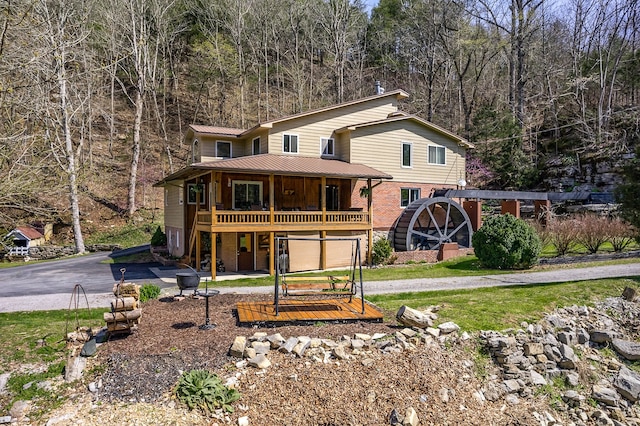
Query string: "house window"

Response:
xmin=402 ymin=142 xmax=412 ymax=167
xmin=400 ymin=188 xmax=420 ymax=207
xmin=187 ymin=183 xmax=207 ymax=205
xmin=192 ymin=139 xmax=200 ymax=163
xmin=321 ymin=138 xmax=335 ymax=156
xmin=283 ymin=134 xmax=299 ymax=153
xmin=216 ymin=141 xmax=232 ymax=158
xmin=232 ymin=180 xmax=263 ymax=210
xmin=252 ymin=137 xmax=260 ymax=155
xmin=428 ymin=145 xmax=446 ymax=165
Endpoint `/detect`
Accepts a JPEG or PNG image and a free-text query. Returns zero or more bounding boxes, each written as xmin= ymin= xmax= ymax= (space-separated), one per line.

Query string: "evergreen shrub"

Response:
xmin=473 ymin=214 xmax=541 ymax=269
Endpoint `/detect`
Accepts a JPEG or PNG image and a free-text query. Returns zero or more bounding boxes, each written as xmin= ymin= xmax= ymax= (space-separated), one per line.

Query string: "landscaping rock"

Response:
xmin=613 ymin=366 xmax=640 ymax=402
xmin=279 ymin=337 xmax=298 ymax=354
xmin=592 ymin=384 xmax=620 ymax=406
xmin=247 ymin=354 xmax=271 ymax=369
xmin=438 ymin=322 xmax=460 ymax=334
xmin=612 ymin=339 xmax=640 ymax=361
xmin=590 ymin=330 xmax=618 ymax=344
xmin=229 ymin=336 xmax=247 ymax=358
xmin=403 ymin=407 xmax=418 ymax=426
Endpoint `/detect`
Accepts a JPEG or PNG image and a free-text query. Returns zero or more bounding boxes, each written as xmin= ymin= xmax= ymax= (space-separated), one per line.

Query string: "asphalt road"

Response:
xmin=1 ymin=249 xmax=639 ymax=313
xmin=0 ymin=245 xmax=180 ymax=312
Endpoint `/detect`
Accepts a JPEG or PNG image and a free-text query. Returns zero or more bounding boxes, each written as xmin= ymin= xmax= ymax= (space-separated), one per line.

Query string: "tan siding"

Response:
xmin=192 ymin=135 xmax=247 ymax=161
xmin=164 ymin=182 xmax=184 ymax=228
xmin=335 ymin=133 xmax=350 ymax=162
xmin=266 ymin=99 xmax=398 ymax=158
xmin=350 ymin=121 xmax=466 ymax=186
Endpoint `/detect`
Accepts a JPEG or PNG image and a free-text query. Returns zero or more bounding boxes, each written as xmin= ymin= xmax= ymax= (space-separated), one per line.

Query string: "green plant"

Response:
xmin=472 ymin=214 xmax=541 ymax=269
xmin=150 ymin=226 xmax=167 ymax=247
xmin=175 ymin=369 xmax=241 ymax=413
xmin=371 ymin=237 xmax=393 ymax=266
xmin=139 ymin=284 xmax=161 ymax=302
xmin=615 ymin=146 xmax=640 ymax=238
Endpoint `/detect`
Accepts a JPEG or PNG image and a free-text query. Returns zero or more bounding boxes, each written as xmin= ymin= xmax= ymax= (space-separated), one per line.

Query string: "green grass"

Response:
xmin=0 ymin=308 xmax=104 ymax=414
xmin=367 ymin=277 xmax=640 ymax=331
xmin=85 ymin=221 xmax=162 ymax=248
xmin=0 ymin=309 xmax=104 ymax=372
xmin=204 ymin=255 xmax=640 ymax=288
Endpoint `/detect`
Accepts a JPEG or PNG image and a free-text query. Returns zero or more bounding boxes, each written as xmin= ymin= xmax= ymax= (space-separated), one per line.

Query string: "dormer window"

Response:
xmin=216 ymin=141 xmax=232 ymax=159
xmin=252 ymin=137 xmax=261 ymax=155
xmin=321 ymin=138 xmax=335 ymax=156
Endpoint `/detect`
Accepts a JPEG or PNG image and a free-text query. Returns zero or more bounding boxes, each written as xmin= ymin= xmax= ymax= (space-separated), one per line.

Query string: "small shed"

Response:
xmin=6 ymin=226 xmax=45 ymax=256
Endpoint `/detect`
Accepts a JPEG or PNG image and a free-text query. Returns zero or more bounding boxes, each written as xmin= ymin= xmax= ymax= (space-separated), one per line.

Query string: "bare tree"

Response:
xmin=31 ymin=0 xmax=95 ymax=253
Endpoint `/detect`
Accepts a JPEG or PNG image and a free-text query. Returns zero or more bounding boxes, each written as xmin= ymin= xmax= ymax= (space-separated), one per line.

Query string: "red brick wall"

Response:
xmin=352 ymin=181 xmax=456 ymax=230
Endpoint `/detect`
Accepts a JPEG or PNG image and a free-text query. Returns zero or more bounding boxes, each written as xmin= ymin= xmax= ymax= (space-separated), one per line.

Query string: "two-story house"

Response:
xmin=155 ymin=89 xmax=472 ymax=278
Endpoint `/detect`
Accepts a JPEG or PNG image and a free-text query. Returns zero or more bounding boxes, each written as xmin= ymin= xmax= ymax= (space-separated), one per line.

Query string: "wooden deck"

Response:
xmin=236 ymin=298 xmax=384 ymax=324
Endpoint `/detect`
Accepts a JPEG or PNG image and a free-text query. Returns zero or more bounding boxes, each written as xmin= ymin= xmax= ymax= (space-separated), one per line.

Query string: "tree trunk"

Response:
xmin=127 ymin=88 xmax=143 ymax=216
xmin=59 ymin=45 xmax=85 ymax=254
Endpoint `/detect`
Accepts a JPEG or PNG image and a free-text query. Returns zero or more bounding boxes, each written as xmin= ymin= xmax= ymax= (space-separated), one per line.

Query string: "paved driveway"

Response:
xmin=0 ymin=250 xmax=639 ymax=313
xmin=0 ymin=246 xmax=180 ymax=312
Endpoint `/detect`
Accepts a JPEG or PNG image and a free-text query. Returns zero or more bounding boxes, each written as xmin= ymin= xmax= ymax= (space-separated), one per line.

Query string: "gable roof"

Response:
xmin=335 ymin=112 xmax=474 ymax=149
xmin=8 ymin=226 xmax=43 ymax=241
xmin=184 ymin=89 xmax=410 ymax=141
xmin=154 ymin=154 xmax=392 ymax=186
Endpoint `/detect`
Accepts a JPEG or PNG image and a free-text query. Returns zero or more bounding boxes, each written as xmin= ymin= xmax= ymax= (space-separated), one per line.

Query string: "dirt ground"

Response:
xmin=37 ymin=293 xmax=562 ymax=426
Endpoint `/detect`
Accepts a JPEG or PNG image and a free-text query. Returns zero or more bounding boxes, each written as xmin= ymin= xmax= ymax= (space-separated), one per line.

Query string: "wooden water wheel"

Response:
xmin=393 ymin=197 xmax=473 ymax=251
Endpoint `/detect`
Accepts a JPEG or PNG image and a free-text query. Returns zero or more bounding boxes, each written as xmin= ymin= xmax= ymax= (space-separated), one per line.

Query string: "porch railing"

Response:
xmin=196 ymin=210 xmax=369 ymax=227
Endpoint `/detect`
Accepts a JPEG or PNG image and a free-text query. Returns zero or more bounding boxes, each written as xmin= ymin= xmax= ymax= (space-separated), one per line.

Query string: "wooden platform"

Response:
xmin=236 ymin=298 xmax=384 ymax=324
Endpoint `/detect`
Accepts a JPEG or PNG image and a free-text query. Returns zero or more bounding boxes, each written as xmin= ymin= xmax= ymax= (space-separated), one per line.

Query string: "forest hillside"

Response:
xmin=0 ymin=0 xmax=638 ymax=246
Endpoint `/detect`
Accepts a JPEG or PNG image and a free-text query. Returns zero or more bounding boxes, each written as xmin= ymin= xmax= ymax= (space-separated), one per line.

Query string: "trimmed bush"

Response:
xmin=371 ymin=237 xmax=393 ymax=266
xmin=139 ymin=283 xmax=161 ymax=302
xmin=150 ymin=226 xmax=167 ymax=247
xmin=473 ymin=214 xmax=541 ymax=269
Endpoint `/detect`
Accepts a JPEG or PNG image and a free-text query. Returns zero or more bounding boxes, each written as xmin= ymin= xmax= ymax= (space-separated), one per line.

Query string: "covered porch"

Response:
xmin=160 ymin=154 xmax=391 ymax=279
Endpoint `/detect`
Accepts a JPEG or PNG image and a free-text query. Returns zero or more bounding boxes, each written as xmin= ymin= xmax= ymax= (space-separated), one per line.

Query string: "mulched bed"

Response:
xmin=88 ymin=294 xmax=550 ymax=425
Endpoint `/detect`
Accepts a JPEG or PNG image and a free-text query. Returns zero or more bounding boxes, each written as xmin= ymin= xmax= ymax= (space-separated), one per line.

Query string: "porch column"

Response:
xmin=320 ymin=230 xmax=327 ymax=270
xmin=195 ymin=231 xmax=201 ymax=272
xmin=501 ymin=200 xmax=521 ymax=218
xmin=321 ymin=176 xmax=327 ymax=224
xmin=195 ymin=188 xmax=201 ymax=270
xmin=210 ymin=231 xmax=217 ymax=280
xmin=367 ymin=178 xmax=373 ymax=266
xmin=269 ymin=232 xmax=275 ymax=276
xmin=269 ymin=174 xmax=275 ymax=225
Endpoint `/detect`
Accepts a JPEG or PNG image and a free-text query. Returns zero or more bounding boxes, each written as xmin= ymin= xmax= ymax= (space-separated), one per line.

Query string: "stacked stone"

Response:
xmin=227 ymin=324 xmax=464 ymax=426
xmin=479 ymin=292 xmax=640 ymax=426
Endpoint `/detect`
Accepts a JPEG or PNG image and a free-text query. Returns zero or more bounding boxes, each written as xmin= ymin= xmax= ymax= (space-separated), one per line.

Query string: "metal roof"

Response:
xmin=188 ymin=125 xmax=245 ymax=137
xmin=185 ymin=89 xmax=410 ymax=140
xmin=155 ymin=154 xmax=392 ymax=186
xmin=8 ymin=226 xmax=44 ymax=241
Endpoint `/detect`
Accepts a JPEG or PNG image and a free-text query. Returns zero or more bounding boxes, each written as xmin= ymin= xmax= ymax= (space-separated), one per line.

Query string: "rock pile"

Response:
xmin=227 ymin=319 xmax=466 ymax=426
xmin=479 ymin=288 xmax=640 ymax=426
